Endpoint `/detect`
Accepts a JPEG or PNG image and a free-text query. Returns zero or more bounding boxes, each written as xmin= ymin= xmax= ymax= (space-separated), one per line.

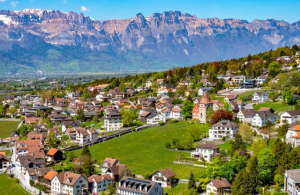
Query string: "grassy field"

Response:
xmin=72 ymin=122 xmax=209 ymax=179
xmin=0 ymin=174 xmax=30 ymax=195
xmin=82 ymin=120 xmax=103 ymax=129
xmin=218 ymin=140 xmax=252 ymax=153
xmin=164 ymin=183 xmax=189 ymax=195
xmin=253 ymin=102 xmax=295 ymax=112
xmin=0 ymin=121 xmax=20 ymax=138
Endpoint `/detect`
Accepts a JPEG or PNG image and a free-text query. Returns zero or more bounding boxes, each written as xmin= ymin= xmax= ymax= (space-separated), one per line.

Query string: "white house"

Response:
xmin=171 ymin=107 xmax=182 ymax=120
xmin=191 ymin=143 xmax=220 ymax=162
xmin=147 ymin=113 xmax=166 ymax=125
xmin=117 ymin=176 xmax=164 ymax=195
xmin=0 ymin=154 xmax=11 ymax=171
xmin=253 ymin=76 xmax=268 ymax=86
xmin=284 ymin=169 xmax=300 ymax=195
xmin=103 ymin=113 xmax=123 ymax=131
xmin=206 ymin=178 xmax=231 ymax=195
xmin=101 ymin=158 xmax=120 ymax=176
xmin=251 ymin=111 xmax=278 ymax=127
xmin=286 ymin=125 xmax=300 ymax=148
xmin=150 ymin=168 xmax=176 ymax=188
xmin=76 ymin=129 xmax=98 ymax=145
xmin=51 ymin=172 xmax=89 ymax=195
xmin=208 ymin=120 xmax=239 ymax=139
xmin=88 ymin=174 xmax=113 ymax=194
xmin=237 ymin=109 xmax=256 ymax=123
xmin=160 ymin=108 xmax=172 ymax=120
xmin=252 ymin=92 xmax=269 ymax=102
xmin=280 ymin=110 xmax=300 ymax=125
xmin=16 ymin=156 xmax=46 ymax=175
xmin=198 ymin=87 xmax=212 ymax=96
xmin=146 ymin=80 xmax=152 ymax=88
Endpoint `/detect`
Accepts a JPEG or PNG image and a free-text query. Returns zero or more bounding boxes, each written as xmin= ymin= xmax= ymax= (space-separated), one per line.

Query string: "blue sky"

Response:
xmin=0 ymin=0 xmax=299 ymax=23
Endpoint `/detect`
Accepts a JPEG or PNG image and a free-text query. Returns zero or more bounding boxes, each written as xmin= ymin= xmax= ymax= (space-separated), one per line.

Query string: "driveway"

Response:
xmin=245 ymin=102 xmax=256 ymax=109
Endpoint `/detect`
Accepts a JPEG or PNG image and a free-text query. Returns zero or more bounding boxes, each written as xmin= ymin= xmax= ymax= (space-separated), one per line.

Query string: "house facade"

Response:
xmin=286 ymin=125 xmax=300 ymax=148
xmin=237 ymin=109 xmax=256 ymax=123
xmin=104 ymin=113 xmax=123 ymax=131
xmin=280 ymin=110 xmax=300 ymax=125
xmin=208 ymin=120 xmax=239 ymax=139
xmin=191 ymin=144 xmax=220 ymax=162
xmin=117 ymin=176 xmax=164 ymax=195
xmin=284 ymin=169 xmax=300 ymax=195
xmin=88 ymin=174 xmax=113 ymax=194
xmin=251 ymin=111 xmax=278 ymax=127
xmin=252 ymin=92 xmax=269 ymax=102
xmin=150 ymin=168 xmax=176 ymax=188
xmin=51 ymin=172 xmax=89 ymax=195
xmin=206 ymin=178 xmax=231 ymax=195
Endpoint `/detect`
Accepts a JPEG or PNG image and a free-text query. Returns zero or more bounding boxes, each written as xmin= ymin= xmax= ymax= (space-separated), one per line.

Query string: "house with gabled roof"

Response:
xmin=237 ymin=109 xmax=256 ymax=123
xmin=0 ymin=154 xmax=11 ymax=171
xmin=88 ymin=174 xmax=113 ymax=194
xmin=191 ymin=143 xmax=220 ymax=162
xmin=209 ymin=120 xmax=239 ymax=139
xmin=251 ymin=110 xmax=278 ymax=127
xmin=280 ymin=110 xmax=300 ymax=125
xmin=286 ymin=125 xmax=300 ymax=148
xmin=284 ymin=169 xmax=300 ymax=195
xmin=101 ymin=157 xmax=120 ymax=175
xmin=150 ymin=168 xmax=176 ymax=188
xmin=46 ymin=148 xmax=63 ymax=162
xmin=62 ymin=120 xmax=81 ymax=133
xmin=252 ymin=92 xmax=269 ymax=102
xmin=117 ymin=176 xmax=164 ymax=195
xmin=206 ymin=178 xmax=231 ymax=195
xmin=16 ymin=155 xmax=46 ymax=174
xmin=51 ymin=171 xmax=89 ymax=195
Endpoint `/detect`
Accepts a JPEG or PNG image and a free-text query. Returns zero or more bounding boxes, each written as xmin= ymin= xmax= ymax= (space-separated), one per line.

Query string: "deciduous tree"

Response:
xmin=210 ymin=109 xmax=233 ymax=125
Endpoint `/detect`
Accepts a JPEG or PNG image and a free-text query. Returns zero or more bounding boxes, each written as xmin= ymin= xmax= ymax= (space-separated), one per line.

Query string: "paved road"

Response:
xmin=245 ymin=102 xmax=256 ymax=109
xmin=11 ymin=147 xmax=46 ymax=195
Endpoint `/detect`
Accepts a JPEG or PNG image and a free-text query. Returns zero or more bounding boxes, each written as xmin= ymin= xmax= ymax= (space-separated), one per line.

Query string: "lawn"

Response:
xmin=0 ymin=121 xmax=20 ymax=138
xmin=72 ymin=122 xmax=209 ymax=179
xmin=253 ymin=102 xmax=295 ymax=113
xmin=0 ymin=174 xmax=30 ymax=195
xmin=218 ymin=140 xmax=252 ymax=153
xmin=82 ymin=120 xmax=103 ymax=129
xmin=164 ymin=183 xmax=189 ymax=195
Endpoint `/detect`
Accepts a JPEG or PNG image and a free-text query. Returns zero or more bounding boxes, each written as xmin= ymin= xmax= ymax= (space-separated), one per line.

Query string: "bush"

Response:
xmin=15 ymin=178 xmax=20 ymax=183
xmin=222 ymin=136 xmax=226 ymax=141
xmin=159 ymin=121 xmax=165 ymax=126
xmin=34 ymin=182 xmax=47 ymax=192
xmin=165 ymin=142 xmax=171 ymax=149
xmin=29 ymin=179 xmax=34 ymax=186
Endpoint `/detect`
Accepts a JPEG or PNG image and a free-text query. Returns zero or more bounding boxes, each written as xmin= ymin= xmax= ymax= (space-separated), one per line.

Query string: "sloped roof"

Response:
xmin=88 ymin=174 xmax=113 ymax=183
xmin=210 ymin=178 xmax=231 ymax=188
xmin=286 ymin=110 xmax=300 ymax=116
xmin=47 ymin=148 xmax=59 ymax=156
xmin=197 ymin=143 xmax=219 ymax=150
xmin=157 ymin=168 xmax=176 ymax=178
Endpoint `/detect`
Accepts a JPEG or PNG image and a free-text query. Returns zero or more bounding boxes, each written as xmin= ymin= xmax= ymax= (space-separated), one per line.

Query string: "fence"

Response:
xmin=62 ymin=124 xmax=158 ymax=152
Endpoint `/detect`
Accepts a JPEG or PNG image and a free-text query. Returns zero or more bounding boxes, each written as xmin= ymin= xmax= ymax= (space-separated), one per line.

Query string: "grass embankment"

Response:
xmin=0 ymin=121 xmax=20 ymax=138
xmin=253 ymin=102 xmax=294 ymax=112
xmin=218 ymin=140 xmax=252 ymax=152
xmin=0 ymin=174 xmax=30 ymax=195
xmin=73 ymin=122 xmax=210 ymax=179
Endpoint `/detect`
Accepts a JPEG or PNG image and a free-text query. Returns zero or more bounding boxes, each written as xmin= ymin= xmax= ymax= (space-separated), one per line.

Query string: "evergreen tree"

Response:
xmin=245 ymin=157 xmax=261 ymax=194
xmin=81 ymin=145 xmax=91 ymax=157
xmin=231 ymin=170 xmax=248 ymax=195
xmin=188 ymin=171 xmax=196 ymax=189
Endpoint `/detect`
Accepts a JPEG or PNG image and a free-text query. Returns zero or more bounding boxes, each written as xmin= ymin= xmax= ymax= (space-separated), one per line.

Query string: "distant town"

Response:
xmin=0 ymin=45 xmax=300 ymax=195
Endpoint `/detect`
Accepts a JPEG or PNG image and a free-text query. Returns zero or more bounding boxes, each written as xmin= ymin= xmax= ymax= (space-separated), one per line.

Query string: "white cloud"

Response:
xmin=11 ymin=1 xmax=18 ymax=7
xmin=81 ymin=5 xmax=90 ymax=12
xmin=63 ymin=0 xmax=67 ymax=3
xmin=0 ymin=0 xmax=6 ymax=2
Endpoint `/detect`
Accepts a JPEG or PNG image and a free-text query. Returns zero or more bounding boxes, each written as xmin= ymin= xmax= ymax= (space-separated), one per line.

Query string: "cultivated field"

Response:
xmin=73 ymin=122 xmax=210 ymax=179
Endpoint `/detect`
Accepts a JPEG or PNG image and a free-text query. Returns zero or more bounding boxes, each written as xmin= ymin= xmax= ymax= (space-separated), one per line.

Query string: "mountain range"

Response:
xmin=0 ymin=9 xmax=300 ymax=74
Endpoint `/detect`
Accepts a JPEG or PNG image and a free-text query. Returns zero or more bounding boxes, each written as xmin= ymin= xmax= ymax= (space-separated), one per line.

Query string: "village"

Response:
xmin=0 ymin=48 xmax=300 ymax=195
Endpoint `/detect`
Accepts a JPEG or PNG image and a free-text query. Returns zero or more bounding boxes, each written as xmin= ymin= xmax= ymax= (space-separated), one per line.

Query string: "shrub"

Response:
xmin=159 ymin=121 xmax=165 ymax=126
xmin=222 ymin=136 xmax=226 ymax=141
xmin=15 ymin=178 xmax=20 ymax=183
xmin=165 ymin=142 xmax=171 ymax=149
xmin=29 ymin=179 xmax=34 ymax=186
